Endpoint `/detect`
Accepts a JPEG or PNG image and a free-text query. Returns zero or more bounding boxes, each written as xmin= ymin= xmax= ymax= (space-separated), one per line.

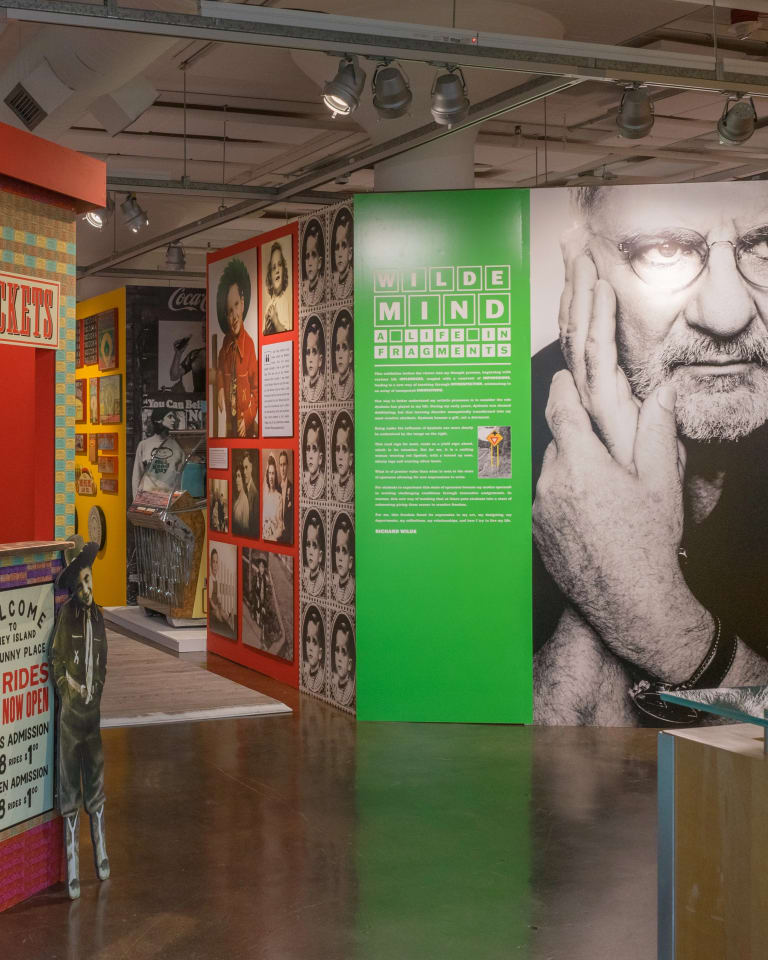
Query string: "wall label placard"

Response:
xmin=0 ymin=583 xmax=55 ymax=831
xmin=261 ymin=340 xmax=293 ymax=437
xmin=0 ymin=269 xmax=60 ymax=350
xmin=355 ymin=189 xmax=532 ymax=724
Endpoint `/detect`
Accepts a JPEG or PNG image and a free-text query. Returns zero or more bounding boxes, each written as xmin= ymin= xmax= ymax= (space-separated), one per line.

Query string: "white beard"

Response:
xmin=626 ymin=325 xmax=768 ymax=442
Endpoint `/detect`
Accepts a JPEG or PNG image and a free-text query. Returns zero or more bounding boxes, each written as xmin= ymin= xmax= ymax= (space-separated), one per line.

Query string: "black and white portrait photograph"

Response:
xmin=530 ymin=181 xmax=768 ymax=728
xmin=477 ymin=425 xmax=511 ymax=479
xmin=331 ymin=411 xmax=354 ymax=504
xmin=331 ymin=511 xmax=355 ymax=606
xmin=261 ymin=234 xmax=293 ymax=335
xmin=209 ymin=477 xmax=228 ymax=534
xmin=301 ymin=411 xmax=327 ymax=501
xmin=301 ymin=314 xmax=326 ymax=403
xmin=329 ymin=612 xmax=355 ymax=710
xmin=242 ymin=548 xmax=294 ymax=662
xmin=208 ymin=540 xmax=237 ymax=641
xmin=301 ymin=216 xmax=326 ymax=308
xmin=301 ymin=507 xmax=326 ymax=599
xmin=231 ymin=448 xmax=259 ymax=540
xmin=330 ymin=206 xmax=353 ymax=301
xmin=301 ymin=603 xmax=326 ymax=696
xmin=157 ymin=320 xmax=205 ymax=394
xmin=207 ymin=249 xmax=260 ymax=439
xmin=261 ymin=448 xmax=294 ymax=544
xmin=331 ymin=308 xmax=354 ymax=402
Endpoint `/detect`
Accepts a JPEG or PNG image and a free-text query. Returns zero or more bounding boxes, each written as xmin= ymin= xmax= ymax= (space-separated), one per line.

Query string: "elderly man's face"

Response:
xmin=586 ymin=184 xmax=768 ymax=441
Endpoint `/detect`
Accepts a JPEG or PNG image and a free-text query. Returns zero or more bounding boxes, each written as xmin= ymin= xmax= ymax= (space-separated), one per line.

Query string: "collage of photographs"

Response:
xmin=298 ymin=203 xmax=357 ymax=714
xmin=205 ymin=228 xmax=298 ymax=670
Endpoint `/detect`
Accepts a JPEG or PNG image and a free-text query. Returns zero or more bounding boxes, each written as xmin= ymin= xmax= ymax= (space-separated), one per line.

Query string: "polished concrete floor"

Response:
xmin=1 ymin=638 xmax=659 ymax=960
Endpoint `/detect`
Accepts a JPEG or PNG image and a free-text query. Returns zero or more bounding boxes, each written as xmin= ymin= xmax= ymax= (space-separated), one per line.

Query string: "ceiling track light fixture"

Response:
xmin=718 ymin=94 xmax=758 ymax=145
xmin=372 ymin=61 xmax=412 ymax=119
xmin=120 ymin=193 xmax=149 ymax=234
xmin=430 ymin=65 xmax=469 ymax=128
xmin=165 ymin=242 xmax=186 ymax=271
xmin=616 ymin=83 xmax=654 ymax=140
xmin=322 ymin=55 xmax=366 ymax=118
xmin=84 ymin=195 xmax=114 ymax=230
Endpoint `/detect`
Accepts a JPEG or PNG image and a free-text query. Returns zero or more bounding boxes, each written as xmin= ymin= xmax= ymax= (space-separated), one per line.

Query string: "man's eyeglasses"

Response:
xmin=597 ymin=227 xmax=768 ymax=291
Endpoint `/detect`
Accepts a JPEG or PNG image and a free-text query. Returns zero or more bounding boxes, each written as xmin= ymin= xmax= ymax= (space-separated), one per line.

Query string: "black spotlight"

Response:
xmin=430 ymin=67 xmax=469 ymax=127
xmin=322 ymin=56 xmax=366 ymax=118
xmin=372 ymin=62 xmax=412 ymax=119
xmin=616 ymin=84 xmax=654 ymax=139
xmin=718 ymin=95 xmax=757 ymax=145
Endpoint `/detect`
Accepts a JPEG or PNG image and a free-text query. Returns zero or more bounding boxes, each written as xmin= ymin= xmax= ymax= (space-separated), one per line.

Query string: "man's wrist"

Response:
xmin=597 ymin=578 xmax=713 ymax=682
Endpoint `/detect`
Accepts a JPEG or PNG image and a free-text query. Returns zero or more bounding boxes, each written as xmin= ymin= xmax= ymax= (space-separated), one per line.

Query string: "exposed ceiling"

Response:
xmin=1 ymin=0 xmax=768 ymax=299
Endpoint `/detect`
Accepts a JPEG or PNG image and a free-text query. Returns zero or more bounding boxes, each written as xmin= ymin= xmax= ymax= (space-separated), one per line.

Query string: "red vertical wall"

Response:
xmin=0 ymin=345 xmax=54 ymax=541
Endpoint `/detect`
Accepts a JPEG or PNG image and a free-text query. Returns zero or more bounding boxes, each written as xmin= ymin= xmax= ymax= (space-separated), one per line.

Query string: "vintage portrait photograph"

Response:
xmin=301 ymin=602 xmax=326 ymax=696
xmin=301 ymin=314 xmax=326 ymax=403
xmin=261 ymin=234 xmax=293 ymax=335
xmin=207 ymin=247 xmax=259 ymax=438
xmin=477 ymin=425 xmax=511 ymax=479
xmin=329 ymin=612 xmax=355 ymax=709
xmin=301 ymin=412 xmax=326 ymax=501
xmin=301 ymin=507 xmax=326 ymax=600
xmin=99 ymin=374 xmax=122 ymax=424
xmin=330 ymin=206 xmax=353 ymax=302
xmin=242 ymin=548 xmax=294 ymax=662
xmin=261 ymin=448 xmax=294 ymax=545
xmin=300 ymin=216 xmax=326 ymax=308
xmin=331 ymin=511 xmax=355 ymax=606
xmin=231 ymin=448 xmax=259 ymax=540
xmin=209 ymin=477 xmax=229 ymax=534
xmin=331 ymin=410 xmax=354 ymax=504
xmin=330 ymin=308 xmax=354 ymax=402
xmin=157 ymin=319 xmax=205 ymax=394
xmin=530 ymin=181 xmax=768 ymax=727
xmin=208 ymin=540 xmax=237 ymax=641
xmin=75 ymin=433 xmax=86 ymax=456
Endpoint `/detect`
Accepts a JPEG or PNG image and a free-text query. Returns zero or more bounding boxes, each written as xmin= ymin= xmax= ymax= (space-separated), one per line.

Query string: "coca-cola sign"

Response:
xmin=168 ymin=288 xmax=206 ymax=313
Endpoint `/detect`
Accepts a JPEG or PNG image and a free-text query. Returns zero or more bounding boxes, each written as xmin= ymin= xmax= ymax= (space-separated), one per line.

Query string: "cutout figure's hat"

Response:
xmin=57 ymin=536 xmax=99 ymax=592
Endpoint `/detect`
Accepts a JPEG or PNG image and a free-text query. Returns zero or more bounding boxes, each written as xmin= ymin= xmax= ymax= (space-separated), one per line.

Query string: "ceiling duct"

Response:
xmin=0 ymin=27 xmax=175 ymax=141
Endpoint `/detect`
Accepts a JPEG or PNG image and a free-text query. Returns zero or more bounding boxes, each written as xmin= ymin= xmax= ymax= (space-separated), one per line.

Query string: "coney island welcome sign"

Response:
xmin=0 ymin=269 xmax=60 ymax=349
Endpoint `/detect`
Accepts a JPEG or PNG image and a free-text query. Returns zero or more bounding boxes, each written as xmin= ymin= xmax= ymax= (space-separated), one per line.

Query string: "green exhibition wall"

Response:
xmin=355 ymin=189 xmax=532 ymax=723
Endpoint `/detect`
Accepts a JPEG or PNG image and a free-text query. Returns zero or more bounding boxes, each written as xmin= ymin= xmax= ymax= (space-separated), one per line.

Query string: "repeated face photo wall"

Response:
xmin=299 ymin=203 xmax=356 ymax=714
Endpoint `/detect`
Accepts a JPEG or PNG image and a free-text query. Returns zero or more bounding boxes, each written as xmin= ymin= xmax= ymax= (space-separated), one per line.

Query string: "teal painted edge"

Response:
xmin=657 ymin=732 xmax=675 ymax=960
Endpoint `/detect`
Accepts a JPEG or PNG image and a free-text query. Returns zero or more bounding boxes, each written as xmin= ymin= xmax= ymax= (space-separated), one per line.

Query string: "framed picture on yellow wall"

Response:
xmin=99 ymin=373 xmax=122 ymax=424
xmin=89 ymin=378 xmax=100 ymax=425
xmin=97 ymin=309 xmax=118 ymax=371
xmin=75 ymin=379 xmax=86 ymax=424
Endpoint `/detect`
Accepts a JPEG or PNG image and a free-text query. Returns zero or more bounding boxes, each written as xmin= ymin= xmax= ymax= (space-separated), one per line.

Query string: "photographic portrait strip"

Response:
xmin=300 ymin=215 xmax=327 ymax=309
xmin=231 ymin=448 xmax=260 ymax=541
xmin=300 ymin=601 xmax=327 ymax=698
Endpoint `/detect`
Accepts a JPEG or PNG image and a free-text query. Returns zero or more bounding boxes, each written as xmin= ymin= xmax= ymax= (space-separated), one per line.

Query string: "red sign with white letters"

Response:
xmin=0 ymin=270 xmax=60 ymax=350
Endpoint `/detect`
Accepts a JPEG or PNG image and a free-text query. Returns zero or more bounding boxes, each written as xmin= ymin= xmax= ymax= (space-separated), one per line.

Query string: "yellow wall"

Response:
xmin=75 ymin=287 xmax=127 ymax=606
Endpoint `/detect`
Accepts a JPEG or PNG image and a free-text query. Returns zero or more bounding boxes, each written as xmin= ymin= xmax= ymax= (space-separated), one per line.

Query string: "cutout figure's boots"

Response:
xmin=64 ymin=812 xmax=80 ymax=900
xmin=89 ymin=804 xmax=110 ymax=881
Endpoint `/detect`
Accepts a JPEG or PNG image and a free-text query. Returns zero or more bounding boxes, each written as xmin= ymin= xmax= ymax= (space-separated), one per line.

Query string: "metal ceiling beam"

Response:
xmin=4 ymin=0 xmax=768 ymax=96
xmin=79 ymin=75 xmax=581 ymax=277
xmin=106 ymin=177 xmax=346 ymax=204
xmin=83 ymin=267 xmax=206 ymax=281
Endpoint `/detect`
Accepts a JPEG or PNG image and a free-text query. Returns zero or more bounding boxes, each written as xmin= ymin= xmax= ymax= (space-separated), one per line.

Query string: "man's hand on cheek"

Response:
xmin=533 ymin=370 xmax=709 ymax=681
xmin=559 ymin=245 xmax=639 ymax=468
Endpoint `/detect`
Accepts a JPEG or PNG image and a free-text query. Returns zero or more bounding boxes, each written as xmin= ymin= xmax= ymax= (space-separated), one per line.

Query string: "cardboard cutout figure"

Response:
xmin=51 ymin=537 xmax=109 ymax=900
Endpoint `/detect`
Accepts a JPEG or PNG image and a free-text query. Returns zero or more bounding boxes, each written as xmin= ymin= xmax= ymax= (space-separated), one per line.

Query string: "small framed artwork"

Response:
xmin=100 ymin=477 xmax=119 ymax=495
xmin=83 ymin=314 xmax=98 ymax=366
xmin=98 ymin=455 xmax=118 ymax=476
xmin=75 ymin=379 xmax=86 ymax=424
xmin=76 ymin=468 xmax=97 ymax=496
xmin=97 ymin=309 xmax=118 ymax=371
xmin=99 ymin=373 xmax=122 ymax=424
xmin=76 ymin=318 xmax=83 ymax=368
xmin=75 ymin=433 xmax=86 ymax=456
xmin=89 ymin=378 xmax=100 ymax=425
xmin=98 ymin=432 xmax=118 ymax=452
xmin=88 ymin=434 xmax=98 ymax=464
